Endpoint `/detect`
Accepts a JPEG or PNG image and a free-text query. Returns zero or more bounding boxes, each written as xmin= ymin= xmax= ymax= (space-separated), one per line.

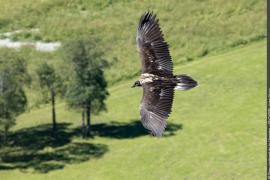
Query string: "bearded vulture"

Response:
xmin=131 ymin=12 xmax=198 ymax=137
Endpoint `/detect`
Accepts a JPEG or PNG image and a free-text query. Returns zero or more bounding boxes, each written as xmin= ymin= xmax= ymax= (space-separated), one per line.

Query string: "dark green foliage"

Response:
xmin=36 ymin=63 xmax=60 ymax=93
xmin=0 ymin=50 xmax=29 ymax=142
xmin=36 ymin=62 xmax=62 ymax=131
xmin=63 ymin=36 xmax=109 ymax=136
xmin=63 ymin=36 xmax=109 ymax=112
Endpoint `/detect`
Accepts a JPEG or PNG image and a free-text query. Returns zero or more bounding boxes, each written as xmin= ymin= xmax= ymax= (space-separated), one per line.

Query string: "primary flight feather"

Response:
xmin=132 ymin=12 xmax=198 ymax=136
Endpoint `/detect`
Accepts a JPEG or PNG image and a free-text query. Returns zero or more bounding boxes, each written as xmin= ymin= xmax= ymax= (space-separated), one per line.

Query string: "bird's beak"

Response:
xmin=131 ymin=85 xmax=135 ymax=88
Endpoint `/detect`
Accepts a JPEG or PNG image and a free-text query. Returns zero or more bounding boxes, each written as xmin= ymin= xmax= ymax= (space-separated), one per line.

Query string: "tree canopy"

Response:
xmin=36 ymin=62 xmax=62 ymax=131
xmin=0 ymin=49 xmax=29 ymax=141
xmin=62 ymin=36 xmax=109 ymax=135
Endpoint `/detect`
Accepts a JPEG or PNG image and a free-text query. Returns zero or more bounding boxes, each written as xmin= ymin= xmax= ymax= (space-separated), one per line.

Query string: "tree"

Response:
xmin=36 ymin=62 xmax=61 ymax=131
xmin=0 ymin=50 xmax=29 ymax=142
xmin=63 ymin=36 xmax=109 ymax=136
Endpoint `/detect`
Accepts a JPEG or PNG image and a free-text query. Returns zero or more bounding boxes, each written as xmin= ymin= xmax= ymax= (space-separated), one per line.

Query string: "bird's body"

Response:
xmin=132 ymin=12 xmax=197 ymax=136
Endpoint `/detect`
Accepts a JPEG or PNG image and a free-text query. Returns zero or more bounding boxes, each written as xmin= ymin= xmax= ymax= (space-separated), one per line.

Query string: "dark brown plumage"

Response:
xmin=137 ymin=12 xmax=173 ymax=76
xmin=133 ymin=12 xmax=197 ymax=136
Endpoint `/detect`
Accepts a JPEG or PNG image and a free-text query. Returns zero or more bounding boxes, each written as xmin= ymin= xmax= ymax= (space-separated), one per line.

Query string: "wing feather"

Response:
xmin=140 ymin=83 xmax=174 ymax=136
xmin=137 ymin=12 xmax=173 ymax=76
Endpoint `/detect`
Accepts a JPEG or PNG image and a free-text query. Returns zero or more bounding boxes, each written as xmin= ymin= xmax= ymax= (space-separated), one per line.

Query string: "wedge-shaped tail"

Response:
xmin=174 ymin=74 xmax=198 ymax=90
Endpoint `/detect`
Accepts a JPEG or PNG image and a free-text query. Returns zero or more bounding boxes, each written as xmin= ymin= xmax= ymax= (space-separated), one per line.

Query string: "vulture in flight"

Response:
xmin=132 ymin=12 xmax=198 ymax=136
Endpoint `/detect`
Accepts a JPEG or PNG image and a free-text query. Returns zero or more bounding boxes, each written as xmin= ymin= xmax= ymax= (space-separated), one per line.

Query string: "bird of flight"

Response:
xmin=132 ymin=12 xmax=198 ymax=136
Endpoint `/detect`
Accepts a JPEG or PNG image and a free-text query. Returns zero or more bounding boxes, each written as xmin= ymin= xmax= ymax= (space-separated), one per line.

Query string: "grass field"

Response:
xmin=0 ymin=40 xmax=266 ymax=180
xmin=0 ymin=0 xmax=266 ymax=84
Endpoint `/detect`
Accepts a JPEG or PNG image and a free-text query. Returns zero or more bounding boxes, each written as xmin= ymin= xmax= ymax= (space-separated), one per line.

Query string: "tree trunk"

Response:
xmin=86 ymin=103 xmax=91 ymax=136
xmin=51 ymin=90 xmax=56 ymax=131
xmin=81 ymin=107 xmax=85 ymax=137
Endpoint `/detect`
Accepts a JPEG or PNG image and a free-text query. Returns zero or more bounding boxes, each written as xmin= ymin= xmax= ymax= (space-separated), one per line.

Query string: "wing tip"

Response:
xmin=150 ymin=129 xmax=165 ymax=137
xmin=138 ymin=11 xmax=157 ymax=30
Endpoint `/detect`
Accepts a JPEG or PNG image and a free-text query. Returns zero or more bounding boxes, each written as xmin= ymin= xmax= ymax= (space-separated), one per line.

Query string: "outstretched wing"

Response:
xmin=137 ymin=12 xmax=173 ymax=76
xmin=140 ymin=82 xmax=174 ymax=136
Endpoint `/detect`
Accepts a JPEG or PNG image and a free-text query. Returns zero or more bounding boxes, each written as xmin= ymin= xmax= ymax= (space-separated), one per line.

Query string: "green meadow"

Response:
xmin=0 ymin=40 xmax=266 ymax=179
xmin=0 ymin=0 xmax=266 ymax=84
xmin=0 ymin=0 xmax=266 ymax=179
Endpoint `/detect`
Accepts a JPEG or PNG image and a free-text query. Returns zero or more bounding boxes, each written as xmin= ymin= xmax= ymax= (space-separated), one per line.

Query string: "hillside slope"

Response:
xmin=0 ymin=40 xmax=266 ymax=180
xmin=0 ymin=0 xmax=266 ymax=83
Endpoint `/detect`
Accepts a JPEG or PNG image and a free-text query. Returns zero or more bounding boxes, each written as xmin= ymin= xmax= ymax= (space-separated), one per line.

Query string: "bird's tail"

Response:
xmin=174 ymin=74 xmax=198 ymax=90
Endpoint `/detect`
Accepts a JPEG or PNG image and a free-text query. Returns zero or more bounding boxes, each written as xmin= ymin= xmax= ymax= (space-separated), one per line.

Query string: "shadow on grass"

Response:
xmin=0 ymin=123 xmax=108 ymax=173
xmin=0 ymin=120 xmax=182 ymax=173
xmin=0 ymin=142 xmax=107 ymax=173
xmin=88 ymin=120 xmax=182 ymax=138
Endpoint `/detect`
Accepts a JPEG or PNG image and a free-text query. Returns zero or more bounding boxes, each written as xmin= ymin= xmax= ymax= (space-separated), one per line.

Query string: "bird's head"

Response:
xmin=131 ymin=80 xmax=142 ymax=88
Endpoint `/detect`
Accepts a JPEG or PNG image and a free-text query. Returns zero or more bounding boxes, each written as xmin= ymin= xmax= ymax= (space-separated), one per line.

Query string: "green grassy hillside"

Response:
xmin=0 ymin=0 xmax=266 ymax=84
xmin=0 ymin=40 xmax=266 ymax=179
